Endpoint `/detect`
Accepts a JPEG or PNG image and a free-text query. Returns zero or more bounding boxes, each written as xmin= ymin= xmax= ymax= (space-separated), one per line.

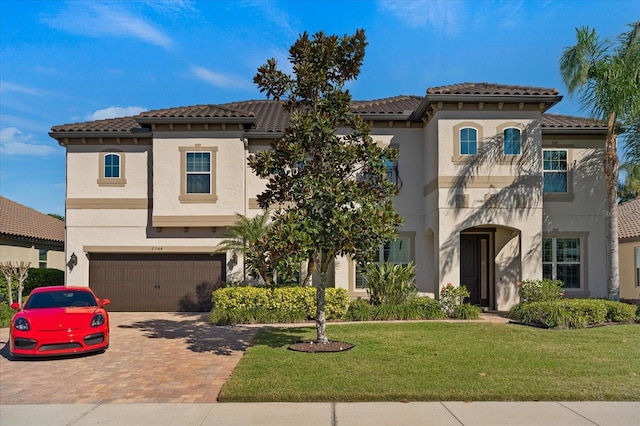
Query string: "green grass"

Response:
xmin=219 ymin=322 xmax=640 ymax=402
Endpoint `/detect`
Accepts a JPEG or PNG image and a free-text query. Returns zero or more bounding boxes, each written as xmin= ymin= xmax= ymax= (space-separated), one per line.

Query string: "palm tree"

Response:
xmin=618 ymin=161 xmax=640 ymax=203
xmin=560 ymin=21 xmax=640 ymax=300
xmin=214 ymin=211 xmax=273 ymax=286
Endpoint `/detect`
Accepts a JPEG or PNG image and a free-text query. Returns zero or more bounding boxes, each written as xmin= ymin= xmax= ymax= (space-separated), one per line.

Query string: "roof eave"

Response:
xmin=541 ymin=127 xmax=609 ymax=135
xmin=49 ymin=130 xmax=152 ymax=142
xmin=356 ymin=113 xmax=413 ymax=121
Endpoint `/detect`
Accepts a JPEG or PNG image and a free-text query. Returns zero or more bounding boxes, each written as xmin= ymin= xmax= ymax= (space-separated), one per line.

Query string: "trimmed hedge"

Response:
xmin=210 ymin=287 xmax=349 ymax=325
xmin=509 ymin=299 xmax=637 ymax=328
xmin=0 ymin=268 xmax=64 ymax=303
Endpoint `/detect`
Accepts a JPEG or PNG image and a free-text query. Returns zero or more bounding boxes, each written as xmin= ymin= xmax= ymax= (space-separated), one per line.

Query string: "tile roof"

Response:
xmin=542 ymin=114 xmax=607 ymax=129
xmin=0 ymin=197 xmax=65 ymax=244
xmin=351 ymin=96 xmax=422 ymax=114
xmin=427 ymin=82 xmax=559 ymax=96
xmin=50 ymin=116 xmax=146 ymax=133
xmin=221 ymin=100 xmax=289 ymax=133
xmin=619 ymin=198 xmax=640 ymax=240
xmin=138 ymin=104 xmax=256 ymax=119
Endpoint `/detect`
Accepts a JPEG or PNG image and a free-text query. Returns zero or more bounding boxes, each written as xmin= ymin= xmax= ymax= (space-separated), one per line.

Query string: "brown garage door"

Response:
xmin=89 ymin=253 xmax=225 ymax=312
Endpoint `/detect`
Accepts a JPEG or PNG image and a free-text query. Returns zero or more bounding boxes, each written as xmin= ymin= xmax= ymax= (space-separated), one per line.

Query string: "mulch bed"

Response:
xmin=288 ymin=340 xmax=354 ymax=353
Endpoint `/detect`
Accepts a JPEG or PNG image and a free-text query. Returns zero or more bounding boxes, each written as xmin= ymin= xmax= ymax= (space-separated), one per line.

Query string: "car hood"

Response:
xmin=21 ymin=307 xmax=102 ymax=331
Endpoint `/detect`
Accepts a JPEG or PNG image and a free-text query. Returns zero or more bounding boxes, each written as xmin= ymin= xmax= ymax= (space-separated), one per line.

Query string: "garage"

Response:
xmin=89 ymin=253 xmax=226 ymax=312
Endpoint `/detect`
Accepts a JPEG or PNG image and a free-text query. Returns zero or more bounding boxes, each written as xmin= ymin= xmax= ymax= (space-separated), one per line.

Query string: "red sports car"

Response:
xmin=9 ymin=286 xmax=110 ymax=358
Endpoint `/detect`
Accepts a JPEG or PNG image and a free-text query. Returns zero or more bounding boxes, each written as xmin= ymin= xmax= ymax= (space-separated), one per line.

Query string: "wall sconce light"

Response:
xmin=67 ymin=252 xmax=78 ymax=271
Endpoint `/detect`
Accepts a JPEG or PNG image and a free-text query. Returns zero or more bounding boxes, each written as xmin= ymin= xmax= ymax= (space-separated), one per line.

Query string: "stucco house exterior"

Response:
xmin=619 ymin=198 xmax=640 ymax=300
xmin=0 ymin=196 xmax=65 ymax=271
xmin=49 ymin=82 xmax=610 ymax=312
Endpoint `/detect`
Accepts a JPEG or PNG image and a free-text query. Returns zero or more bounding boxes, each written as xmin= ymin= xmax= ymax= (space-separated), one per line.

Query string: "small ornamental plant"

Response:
xmin=439 ymin=283 xmax=470 ymax=318
xmin=517 ymin=279 xmax=564 ymax=303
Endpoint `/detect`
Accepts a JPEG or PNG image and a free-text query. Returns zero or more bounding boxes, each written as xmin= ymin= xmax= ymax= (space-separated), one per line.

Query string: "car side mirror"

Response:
xmin=10 ymin=302 xmax=20 ymax=310
xmin=102 ymin=299 xmax=111 ymax=307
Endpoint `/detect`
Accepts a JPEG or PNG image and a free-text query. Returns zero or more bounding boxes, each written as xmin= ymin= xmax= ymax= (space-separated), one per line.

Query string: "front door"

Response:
xmin=460 ymin=234 xmax=490 ymax=307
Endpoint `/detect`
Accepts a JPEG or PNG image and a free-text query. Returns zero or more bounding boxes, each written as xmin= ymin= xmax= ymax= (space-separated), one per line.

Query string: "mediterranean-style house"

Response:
xmin=619 ymin=198 xmax=640 ymax=300
xmin=0 ymin=196 xmax=65 ymax=270
xmin=49 ymin=82 xmax=611 ymax=312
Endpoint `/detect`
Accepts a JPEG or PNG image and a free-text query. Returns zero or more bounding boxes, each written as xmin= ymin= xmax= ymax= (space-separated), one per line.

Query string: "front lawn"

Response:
xmin=219 ymin=322 xmax=640 ymax=402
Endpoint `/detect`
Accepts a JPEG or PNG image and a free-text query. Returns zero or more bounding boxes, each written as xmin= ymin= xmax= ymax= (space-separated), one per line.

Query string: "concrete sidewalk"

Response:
xmin=2 ymin=401 xmax=639 ymax=425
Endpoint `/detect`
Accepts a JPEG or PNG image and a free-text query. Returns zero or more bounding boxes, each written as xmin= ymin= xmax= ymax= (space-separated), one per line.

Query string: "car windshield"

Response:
xmin=24 ymin=291 xmax=98 ymax=309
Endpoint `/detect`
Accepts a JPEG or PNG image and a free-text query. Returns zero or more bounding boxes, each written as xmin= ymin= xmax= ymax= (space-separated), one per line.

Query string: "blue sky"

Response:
xmin=1 ymin=0 xmax=638 ymax=217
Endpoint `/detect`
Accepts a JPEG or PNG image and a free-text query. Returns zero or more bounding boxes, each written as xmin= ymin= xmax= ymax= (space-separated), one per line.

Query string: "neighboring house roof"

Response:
xmin=48 ymin=83 xmax=606 ymax=138
xmin=0 ymin=196 xmax=65 ymax=245
xmin=618 ymin=198 xmax=640 ymax=240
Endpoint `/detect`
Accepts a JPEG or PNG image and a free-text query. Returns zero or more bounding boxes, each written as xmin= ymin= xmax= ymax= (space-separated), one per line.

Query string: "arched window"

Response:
xmin=460 ymin=127 xmax=478 ymax=155
xmin=104 ymin=153 xmax=121 ymax=178
xmin=503 ymin=128 xmax=521 ymax=155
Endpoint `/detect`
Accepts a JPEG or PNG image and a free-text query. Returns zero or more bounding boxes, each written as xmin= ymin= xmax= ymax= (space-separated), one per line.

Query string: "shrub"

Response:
xmin=518 ymin=279 xmax=564 ymax=303
xmin=508 ymin=299 xmax=636 ymax=328
xmin=373 ymin=302 xmax=425 ymax=321
xmin=345 ymin=299 xmax=373 ymax=321
xmin=409 ymin=296 xmax=446 ymax=320
xmin=455 ymin=303 xmax=481 ymax=320
xmin=0 ymin=301 xmax=14 ymax=328
xmin=439 ymin=283 xmax=469 ymax=318
xmin=210 ymin=286 xmax=349 ymax=325
xmin=364 ymin=261 xmax=417 ymax=306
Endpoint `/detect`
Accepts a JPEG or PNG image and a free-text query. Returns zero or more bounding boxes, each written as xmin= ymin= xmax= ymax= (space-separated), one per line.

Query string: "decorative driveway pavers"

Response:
xmin=0 ymin=312 xmax=259 ymax=404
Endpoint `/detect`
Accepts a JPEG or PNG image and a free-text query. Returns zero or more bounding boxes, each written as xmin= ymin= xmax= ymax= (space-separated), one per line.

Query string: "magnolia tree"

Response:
xmin=249 ymin=29 xmax=402 ymax=343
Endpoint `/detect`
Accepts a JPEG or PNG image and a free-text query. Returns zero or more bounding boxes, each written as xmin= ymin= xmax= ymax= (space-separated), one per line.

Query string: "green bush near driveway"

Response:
xmin=210 ymin=287 xmax=349 ymax=325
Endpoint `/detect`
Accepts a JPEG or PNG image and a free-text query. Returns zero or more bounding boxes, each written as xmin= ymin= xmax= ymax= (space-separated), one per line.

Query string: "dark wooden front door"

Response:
xmin=460 ymin=235 xmax=480 ymax=305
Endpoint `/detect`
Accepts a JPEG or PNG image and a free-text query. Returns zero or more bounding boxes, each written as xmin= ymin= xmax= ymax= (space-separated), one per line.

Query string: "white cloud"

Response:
xmin=42 ymin=2 xmax=174 ymax=50
xmin=0 ymin=127 xmax=56 ymax=157
xmin=378 ymin=0 xmax=467 ymax=36
xmin=87 ymin=106 xmax=147 ymax=121
xmin=0 ymin=81 xmax=47 ymax=96
xmin=191 ymin=65 xmax=249 ymax=90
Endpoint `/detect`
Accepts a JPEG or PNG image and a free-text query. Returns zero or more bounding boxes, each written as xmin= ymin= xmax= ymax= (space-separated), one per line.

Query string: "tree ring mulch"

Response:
xmin=288 ymin=340 xmax=354 ymax=353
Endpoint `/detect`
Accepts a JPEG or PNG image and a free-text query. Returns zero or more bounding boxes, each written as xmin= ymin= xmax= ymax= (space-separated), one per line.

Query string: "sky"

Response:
xmin=1 ymin=0 xmax=638 ymax=217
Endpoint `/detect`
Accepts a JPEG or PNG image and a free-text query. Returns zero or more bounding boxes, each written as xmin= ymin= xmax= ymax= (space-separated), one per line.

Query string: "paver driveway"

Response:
xmin=0 ymin=312 xmax=259 ymax=404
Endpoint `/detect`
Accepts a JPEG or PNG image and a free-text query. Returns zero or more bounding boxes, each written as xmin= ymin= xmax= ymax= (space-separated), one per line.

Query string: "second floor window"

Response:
xmin=460 ymin=128 xmax=478 ymax=155
xmin=503 ymin=128 xmax=521 ymax=155
xmin=104 ymin=153 xmax=120 ymax=178
xmin=186 ymin=152 xmax=211 ymax=194
xmin=543 ymin=150 xmax=568 ymax=193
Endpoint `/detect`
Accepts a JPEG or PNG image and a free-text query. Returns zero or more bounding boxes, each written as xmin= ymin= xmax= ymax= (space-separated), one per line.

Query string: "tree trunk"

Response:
xmin=604 ymin=114 xmax=620 ymax=301
xmin=314 ymin=251 xmax=333 ymax=344
xmin=302 ymin=252 xmax=317 ymax=287
xmin=0 ymin=262 xmax=14 ymax=305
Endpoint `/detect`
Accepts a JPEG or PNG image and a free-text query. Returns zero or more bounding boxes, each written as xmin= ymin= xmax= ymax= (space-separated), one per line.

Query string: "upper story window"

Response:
xmin=179 ymin=145 xmax=218 ymax=203
xmin=104 ymin=154 xmax=120 ymax=178
xmin=98 ymin=151 xmax=126 ymax=187
xmin=635 ymin=247 xmax=640 ymax=287
xmin=186 ymin=152 xmax=211 ymax=194
xmin=460 ymin=128 xmax=478 ymax=155
xmin=543 ymin=150 xmax=568 ymax=193
xmin=503 ymin=128 xmax=521 ymax=155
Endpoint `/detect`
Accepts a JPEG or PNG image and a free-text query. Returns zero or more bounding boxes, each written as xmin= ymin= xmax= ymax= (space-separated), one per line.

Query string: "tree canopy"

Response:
xmin=249 ymin=30 xmax=402 ymax=343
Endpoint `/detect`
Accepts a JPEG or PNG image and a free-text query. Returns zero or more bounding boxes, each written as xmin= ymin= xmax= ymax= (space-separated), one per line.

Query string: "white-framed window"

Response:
xmin=186 ymin=152 xmax=211 ymax=194
xmin=98 ymin=151 xmax=126 ymax=186
xmin=542 ymin=237 xmax=581 ymax=289
xmin=104 ymin=153 xmax=121 ymax=178
xmin=503 ymin=128 xmax=521 ymax=155
xmin=543 ymin=150 xmax=568 ymax=193
xmin=355 ymin=236 xmax=411 ymax=288
xmin=460 ymin=127 xmax=478 ymax=155
xmin=635 ymin=247 xmax=640 ymax=287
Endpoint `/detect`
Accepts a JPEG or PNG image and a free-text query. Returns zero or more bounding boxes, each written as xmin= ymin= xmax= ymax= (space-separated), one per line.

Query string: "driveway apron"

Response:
xmin=0 ymin=312 xmax=259 ymax=404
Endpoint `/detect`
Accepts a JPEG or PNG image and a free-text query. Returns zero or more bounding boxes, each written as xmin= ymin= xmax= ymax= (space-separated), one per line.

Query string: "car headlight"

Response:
xmin=91 ymin=313 xmax=105 ymax=327
xmin=14 ymin=317 xmax=29 ymax=331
